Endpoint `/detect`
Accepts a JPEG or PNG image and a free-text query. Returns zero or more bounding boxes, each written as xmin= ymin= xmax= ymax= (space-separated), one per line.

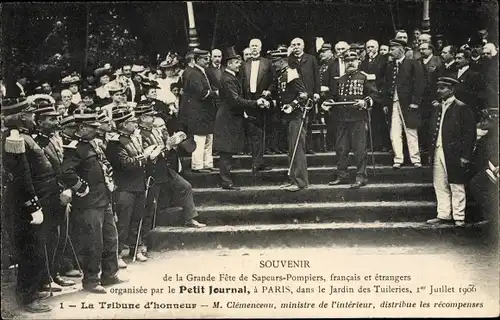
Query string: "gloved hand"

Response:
xmin=60 ymin=189 xmax=73 ymax=205
xmin=30 ymin=209 xmax=44 ymax=225
xmin=76 ymin=186 xmax=90 ymax=197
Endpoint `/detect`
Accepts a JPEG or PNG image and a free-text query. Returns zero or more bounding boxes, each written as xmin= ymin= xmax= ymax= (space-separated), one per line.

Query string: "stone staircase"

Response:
xmin=147 ymin=151 xmax=489 ymax=251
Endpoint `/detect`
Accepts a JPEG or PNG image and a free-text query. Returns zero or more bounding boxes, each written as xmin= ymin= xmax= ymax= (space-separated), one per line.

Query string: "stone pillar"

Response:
xmin=422 ymin=0 xmax=431 ymax=33
xmin=186 ymin=2 xmax=200 ymax=49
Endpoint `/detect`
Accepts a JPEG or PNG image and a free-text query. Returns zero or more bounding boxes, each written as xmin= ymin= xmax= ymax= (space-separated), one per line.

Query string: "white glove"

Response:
xmin=257 ymin=98 xmax=267 ymax=108
xmin=313 ymin=93 xmax=320 ymax=101
xmin=321 ymin=100 xmax=334 ymax=111
xmin=143 ymin=145 xmax=156 ymax=159
xmin=30 ymin=209 xmax=44 ymax=225
xmin=320 ymin=86 xmax=330 ymax=93
xmin=60 ymin=189 xmax=73 ymax=205
xmin=150 ymin=145 xmax=163 ymax=160
xmin=76 ymin=186 xmax=90 ymax=197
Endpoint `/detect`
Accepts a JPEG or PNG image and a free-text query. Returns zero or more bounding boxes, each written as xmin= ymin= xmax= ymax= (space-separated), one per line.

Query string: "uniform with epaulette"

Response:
xmin=104 ymin=108 xmax=149 ymax=263
xmin=270 ymin=49 xmax=309 ymax=192
xmin=32 ymin=98 xmax=76 ymax=289
xmin=1 ymin=97 xmax=52 ymax=313
xmin=60 ymin=113 xmax=121 ymax=293
xmin=323 ymin=51 xmax=378 ymax=189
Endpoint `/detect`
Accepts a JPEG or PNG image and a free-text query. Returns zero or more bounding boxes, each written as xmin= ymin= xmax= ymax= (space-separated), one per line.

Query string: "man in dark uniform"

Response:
xmin=426 ymin=77 xmax=476 ymax=227
xmin=271 ymin=49 xmax=310 ymax=192
xmin=322 ymin=51 xmax=378 ymax=189
xmin=31 ymin=97 xmax=76 ymax=289
xmin=60 ymin=112 xmax=124 ymax=294
xmin=105 ymin=108 xmax=149 ymax=264
xmin=214 ymin=46 xmax=270 ymax=189
xmin=136 ymin=102 xmax=206 ymax=228
xmin=317 ymin=43 xmax=336 ymax=151
xmin=1 ymin=97 xmax=51 ymax=313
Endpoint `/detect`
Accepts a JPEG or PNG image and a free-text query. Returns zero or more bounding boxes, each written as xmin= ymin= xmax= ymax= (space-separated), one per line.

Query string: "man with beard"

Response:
xmin=1 ymin=97 xmax=51 ymax=312
xmin=288 ymin=38 xmax=321 ymax=154
xmin=441 ymin=45 xmax=458 ymax=77
xmin=61 ymin=89 xmax=79 ymax=115
xmin=426 ymin=77 xmax=475 ymax=227
xmin=60 ymin=112 xmax=125 ymax=293
xmin=241 ymin=38 xmax=275 ymax=172
xmin=214 ymin=46 xmax=270 ymax=190
xmin=321 ymin=51 xmax=378 ymax=188
xmin=31 ymin=97 xmax=76 ymax=290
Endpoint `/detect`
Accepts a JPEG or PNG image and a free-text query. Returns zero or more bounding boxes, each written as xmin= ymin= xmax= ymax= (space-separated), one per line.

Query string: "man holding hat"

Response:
xmin=321 ymin=50 xmax=378 ymax=188
xmin=183 ymin=48 xmax=219 ymax=173
xmin=214 ymin=46 xmax=270 ymax=190
xmin=426 ymin=77 xmax=476 ymax=228
xmin=381 ymin=39 xmax=426 ymax=169
xmin=1 ymin=97 xmax=52 ymax=312
xmin=60 ymin=112 xmax=124 ymax=293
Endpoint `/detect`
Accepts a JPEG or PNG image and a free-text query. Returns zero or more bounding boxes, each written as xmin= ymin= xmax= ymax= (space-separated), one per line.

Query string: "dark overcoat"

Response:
xmin=381 ymin=57 xmax=426 ymax=129
xmin=213 ymin=70 xmax=258 ymax=153
xmin=182 ymin=66 xmax=217 ymax=135
xmin=429 ymin=98 xmax=476 ymax=184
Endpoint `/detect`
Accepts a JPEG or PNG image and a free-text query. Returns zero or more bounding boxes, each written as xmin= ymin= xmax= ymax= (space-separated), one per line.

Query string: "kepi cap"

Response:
xmin=436 ymin=77 xmax=460 ymax=87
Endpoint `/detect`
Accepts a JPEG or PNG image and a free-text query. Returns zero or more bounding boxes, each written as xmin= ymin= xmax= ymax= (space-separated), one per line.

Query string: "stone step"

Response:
xmin=182 ymin=152 xmax=398 ymax=169
xmin=184 ymin=166 xmax=432 ymax=188
xmin=147 ymin=220 xmax=491 ymax=251
xmin=156 ymin=201 xmax=441 ymax=226
xmin=193 ymin=183 xmax=435 ymax=205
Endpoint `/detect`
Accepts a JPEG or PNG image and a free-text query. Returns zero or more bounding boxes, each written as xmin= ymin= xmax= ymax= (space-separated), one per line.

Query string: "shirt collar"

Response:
xmin=225 ymin=69 xmax=236 ymax=76
xmin=369 ymin=53 xmax=378 ymax=60
xmin=423 ymin=54 xmax=433 ymax=64
xmin=396 ymin=56 xmax=405 ymax=64
xmin=442 ymin=95 xmax=456 ymax=106
xmin=445 ymin=60 xmax=455 ymax=68
xmin=212 ymin=63 xmax=221 ymax=69
xmin=295 ymin=52 xmax=304 ymax=59
xmin=458 ymin=65 xmax=469 ymax=73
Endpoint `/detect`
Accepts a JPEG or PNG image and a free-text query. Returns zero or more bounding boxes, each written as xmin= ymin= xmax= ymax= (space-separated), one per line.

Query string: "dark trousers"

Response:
xmin=267 ymin=110 xmax=286 ymax=151
xmin=325 ymin=114 xmax=337 ymax=151
xmin=370 ymin=105 xmax=391 ymax=151
xmin=419 ymin=101 xmax=432 ymax=151
xmin=71 ymin=204 xmax=118 ymax=286
xmin=115 ymin=191 xmax=146 ymax=252
xmin=335 ymin=121 xmax=368 ymax=180
xmin=153 ymin=169 xmax=198 ymax=222
xmin=247 ymin=121 xmax=265 ymax=168
xmin=39 ymin=194 xmax=66 ymax=284
xmin=13 ymin=214 xmax=45 ymax=305
xmin=287 ymin=117 xmax=309 ymax=188
xmin=219 ymin=151 xmax=234 ymax=186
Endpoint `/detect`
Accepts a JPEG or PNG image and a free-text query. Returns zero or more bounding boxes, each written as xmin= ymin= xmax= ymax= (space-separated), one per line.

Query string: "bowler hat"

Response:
xmin=224 ymin=46 xmax=241 ymax=61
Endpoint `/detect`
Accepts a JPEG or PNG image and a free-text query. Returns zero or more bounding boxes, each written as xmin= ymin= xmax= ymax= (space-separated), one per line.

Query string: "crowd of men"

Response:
xmin=1 ymin=27 xmax=498 ymax=313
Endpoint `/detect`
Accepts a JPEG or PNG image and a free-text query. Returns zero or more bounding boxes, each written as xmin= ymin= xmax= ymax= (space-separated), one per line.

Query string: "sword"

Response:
xmin=367 ymin=108 xmax=376 ymax=175
xmin=288 ymin=100 xmax=311 ymax=176
xmin=43 ymin=243 xmax=53 ymax=296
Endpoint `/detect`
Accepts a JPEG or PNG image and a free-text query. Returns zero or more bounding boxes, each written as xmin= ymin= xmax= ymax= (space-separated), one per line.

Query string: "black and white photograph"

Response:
xmin=1 ymin=1 xmax=498 ymax=318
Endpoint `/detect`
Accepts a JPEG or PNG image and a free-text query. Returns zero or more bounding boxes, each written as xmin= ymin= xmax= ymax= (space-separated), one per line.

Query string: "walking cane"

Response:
xmin=43 ymin=243 xmax=53 ymax=296
xmin=367 ymin=107 xmax=376 ymax=175
xmin=62 ymin=204 xmax=83 ymax=274
xmin=288 ymin=100 xmax=312 ymax=176
xmin=133 ymin=176 xmax=154 ymax=263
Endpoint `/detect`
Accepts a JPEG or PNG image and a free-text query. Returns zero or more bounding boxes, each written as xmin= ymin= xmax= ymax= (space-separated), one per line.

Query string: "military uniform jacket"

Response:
xmin=105 ymin=133 xmax=147 ymax=192
xmin=429 ymin=98 xmax=476 ymax=184
xmin=140 ymin=128 xmax=172 ymax=183
xmin=33 ymin=131 xmax=64 ymax=177
xmin=327 ymin=71 xmax=377 ymax=122
xmin=275 ymin=67 xmax=308 ymax=121
xmin=2 ymin=130 xmax=45 ymax=219
xmin=60 ymin=138 xmax=111 ymax=208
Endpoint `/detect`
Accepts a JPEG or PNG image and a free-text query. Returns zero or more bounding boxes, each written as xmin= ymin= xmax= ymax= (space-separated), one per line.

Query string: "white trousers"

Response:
xmin=192 ymin=134 xmax=214 ymax=170
xmin=390 ymin=101 xmax=421 ymax=164
xmin=433 ymin=146 xmax=466 ymax=221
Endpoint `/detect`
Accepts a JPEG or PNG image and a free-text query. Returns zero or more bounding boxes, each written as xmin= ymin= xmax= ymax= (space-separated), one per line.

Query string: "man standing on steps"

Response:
xmin=381 ymin=39 xmax=425 ymax=169
xmin=271 ymin=48 xmax=310 ymax=192
xmin=321 ymin=51 xmax=377 ymax=189
xmin=426 ymin=77 xmax=476 ymax=228
xmin=241 ymin=38 xmax=274 ymax=174
xmin=214 ymin=46 xmax=270 ymax=190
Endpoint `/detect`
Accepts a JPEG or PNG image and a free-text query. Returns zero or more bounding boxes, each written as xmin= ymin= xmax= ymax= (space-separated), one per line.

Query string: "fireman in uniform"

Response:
xmin=136 ymin=102 xmax=206 ymax=230
xmin=321 ymin=51 xmax=377 ymax=189
xmin=270 ymin=49 xmax=310 ymax=192
xmin=1 ymin=97 xmax=52 ymax=313
xmin=60 ymin=112 xmax=124 ymax=294
xmin=31 ymin=97 xmax=76 ymax=289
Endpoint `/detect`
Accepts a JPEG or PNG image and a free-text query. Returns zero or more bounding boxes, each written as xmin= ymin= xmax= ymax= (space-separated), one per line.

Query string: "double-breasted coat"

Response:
xmin=213 ymin=70 xmax=259 ymax=154
xmin=429 ymin=98 xmax=476 ymax=184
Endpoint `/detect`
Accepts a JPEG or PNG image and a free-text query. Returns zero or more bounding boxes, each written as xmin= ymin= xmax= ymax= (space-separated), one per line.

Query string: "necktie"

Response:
xmin=251 ymin=57 xmax=260 ymax=62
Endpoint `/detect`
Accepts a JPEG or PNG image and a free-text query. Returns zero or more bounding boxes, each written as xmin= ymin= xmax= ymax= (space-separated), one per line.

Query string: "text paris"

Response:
xmin=179 ymin=285 xmax=249 ymax=295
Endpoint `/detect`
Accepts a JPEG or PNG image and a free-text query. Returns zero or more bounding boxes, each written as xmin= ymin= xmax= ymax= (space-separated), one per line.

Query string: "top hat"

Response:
xmin=224 ymin=46 xmax=241 ymax=61
xmin=1 ymin=97 xmax=36 ymax=116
